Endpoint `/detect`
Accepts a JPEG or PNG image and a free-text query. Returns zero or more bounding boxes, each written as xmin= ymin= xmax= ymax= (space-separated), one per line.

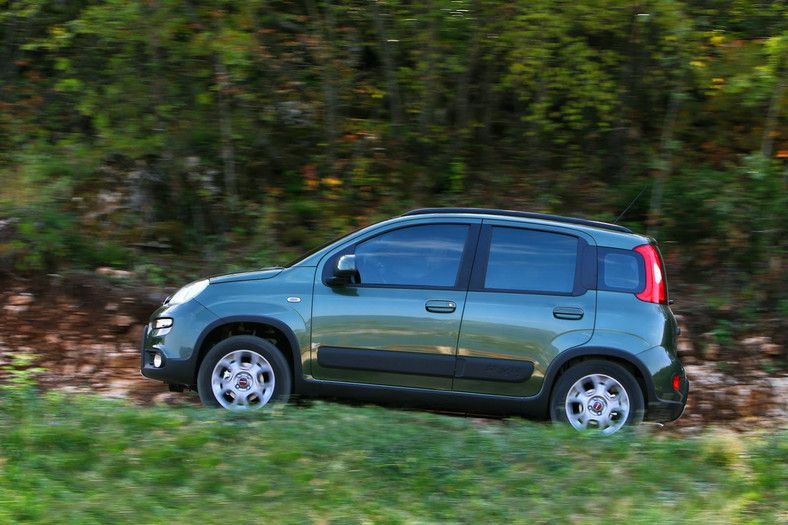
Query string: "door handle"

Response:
xmin=553 ymin=307 xmax=584 ymax=320
xmin=426 ymin=300 xmax=457 ymax=313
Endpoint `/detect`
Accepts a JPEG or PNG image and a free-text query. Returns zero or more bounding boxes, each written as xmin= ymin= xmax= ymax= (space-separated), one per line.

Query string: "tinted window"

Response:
xmin=484 ymin=227 xmax=578 ymax=294
xmin=599 ymin=249 xmax=644 ymax=293
xmin=355 ymin=224 xmax=469 ymax=288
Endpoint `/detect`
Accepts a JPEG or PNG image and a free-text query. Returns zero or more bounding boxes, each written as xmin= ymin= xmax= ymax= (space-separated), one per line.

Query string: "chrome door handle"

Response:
xmin=553 ymin=307 xmax=584 ymax=320
xmin=426 ymin=300 xmax=457 ymax=313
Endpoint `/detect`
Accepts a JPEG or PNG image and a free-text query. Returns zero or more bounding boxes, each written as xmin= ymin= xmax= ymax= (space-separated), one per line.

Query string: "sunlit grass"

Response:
xmin=1 ymin=392 xmax=786 ymax=524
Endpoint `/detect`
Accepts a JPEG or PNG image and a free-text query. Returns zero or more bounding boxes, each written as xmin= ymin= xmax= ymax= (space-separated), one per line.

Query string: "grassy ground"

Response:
xmin=1 ymin=387 xmax=786 ymax=525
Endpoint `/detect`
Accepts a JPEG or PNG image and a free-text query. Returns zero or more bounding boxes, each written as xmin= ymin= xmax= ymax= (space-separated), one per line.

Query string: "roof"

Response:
xmin=402 ymin=208 xmax=633 ymax=234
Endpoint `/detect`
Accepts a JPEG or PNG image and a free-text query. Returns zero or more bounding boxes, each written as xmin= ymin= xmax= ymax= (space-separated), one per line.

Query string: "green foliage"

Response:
xmin=0 ymin=0 xmax=786 ymax=331
xmin=0 ymin=197 xmax=132 ymax=274
xmin=661 ymin=160 xmax=787 ymax=310
xmin=0 ymin=352 xmax=45 ymax=400
xmin=0 ymin=397 xmax=785 ymax=523
xmin=2 ymin=205 xmax=79 ymax=273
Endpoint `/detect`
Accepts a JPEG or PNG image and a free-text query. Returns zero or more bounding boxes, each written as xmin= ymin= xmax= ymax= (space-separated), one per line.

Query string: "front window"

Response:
xmin=354 ymin=224 xmax=469 ymax=288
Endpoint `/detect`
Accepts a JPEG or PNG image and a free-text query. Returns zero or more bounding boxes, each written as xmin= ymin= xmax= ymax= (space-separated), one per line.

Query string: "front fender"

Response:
xmin=205 ymin=300 xmax=309 ymax=338
xmin=193 ymin=309 xmax=308 ymax=380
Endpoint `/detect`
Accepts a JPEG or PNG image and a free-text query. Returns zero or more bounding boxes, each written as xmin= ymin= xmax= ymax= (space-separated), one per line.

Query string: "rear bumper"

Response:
xmin=647 ymin=377 xmax=690 ymax=423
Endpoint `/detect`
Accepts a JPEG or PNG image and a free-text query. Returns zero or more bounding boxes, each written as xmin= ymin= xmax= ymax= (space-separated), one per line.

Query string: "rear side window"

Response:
xmin=483 ymin=227 xmax=579 ymax=294
xmin=598 ymin=248 xmax=645 ymax=293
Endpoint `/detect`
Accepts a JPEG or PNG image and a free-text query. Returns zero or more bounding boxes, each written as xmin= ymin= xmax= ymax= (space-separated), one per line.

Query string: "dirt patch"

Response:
xmin=0 ymin=272 xmax=189 ymax=405
xmin=1 ymin=273 xmax=786 ymax=430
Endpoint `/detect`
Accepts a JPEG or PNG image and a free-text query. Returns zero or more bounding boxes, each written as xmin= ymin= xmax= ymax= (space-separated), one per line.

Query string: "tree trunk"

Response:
xmin=371 ymin=1 xmax=403 ymax=128
xmin=761 ymin=69 xmax=786 ymax=159
xmin=418 ymin=12 xmax=439 ymax=138
xmin=648 ymin=90 xmax=681 ymax=238
xmin=305 ymin=0 xmax=339 ymax=169
xmin=215 ymin=58 xmax=238 ymax=206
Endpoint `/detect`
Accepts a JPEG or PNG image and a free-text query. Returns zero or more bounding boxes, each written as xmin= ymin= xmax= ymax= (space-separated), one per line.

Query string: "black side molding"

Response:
xmin=317 ymin=347 xmax=534 ymax=383
xmin=455 ymin=357 xmax=534 ymax=382
xmin=318 ymin=347 xmax=456 ymax=377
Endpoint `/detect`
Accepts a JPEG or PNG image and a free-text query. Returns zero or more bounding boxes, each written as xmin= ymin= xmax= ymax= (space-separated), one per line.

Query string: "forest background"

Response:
xmin=0 ymin=0 xmax=786 ymax=355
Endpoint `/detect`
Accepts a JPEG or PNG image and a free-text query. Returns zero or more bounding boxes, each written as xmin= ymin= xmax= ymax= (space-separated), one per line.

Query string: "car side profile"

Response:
xmin=140 ymin=208 xmax=688 ymax=433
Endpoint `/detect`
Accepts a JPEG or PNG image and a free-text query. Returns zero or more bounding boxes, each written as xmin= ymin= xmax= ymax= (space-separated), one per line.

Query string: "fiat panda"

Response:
xmin=141 ymin=208 xmax=688 ymax=433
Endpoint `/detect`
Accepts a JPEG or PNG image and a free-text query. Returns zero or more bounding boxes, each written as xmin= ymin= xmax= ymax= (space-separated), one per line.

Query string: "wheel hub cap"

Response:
xmin=564 ymin=373 xmax=631 ymax=434
xmin=235 ymin=372 xmax=253 ymax=391
xmin=210 ymin=349 xmax=276 ymax=410
xmin=588 ymin=397 xmax=607 ymax=416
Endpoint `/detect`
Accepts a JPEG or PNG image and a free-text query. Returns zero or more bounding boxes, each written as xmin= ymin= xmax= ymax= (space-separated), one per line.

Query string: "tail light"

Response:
xmin=634 ymin=244 xmax=667 ymax=305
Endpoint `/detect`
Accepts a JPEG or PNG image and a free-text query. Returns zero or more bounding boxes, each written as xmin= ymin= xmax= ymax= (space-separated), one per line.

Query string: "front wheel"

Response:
xmin=197 ymin=336 xmax=292 ymax=410
xmin=550 ymin=360 xmax=644 ymax=434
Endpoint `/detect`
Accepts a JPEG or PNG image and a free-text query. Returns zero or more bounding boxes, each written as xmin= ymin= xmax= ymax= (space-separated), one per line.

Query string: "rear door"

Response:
xmin=311 ymin=220 xmax=480 ymax=390
xmin=454 ymin=221 xmax=597 ymax=396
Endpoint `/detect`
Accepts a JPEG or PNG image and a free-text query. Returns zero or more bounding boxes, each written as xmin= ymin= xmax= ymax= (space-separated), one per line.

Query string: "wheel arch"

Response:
xmin=542 ymin=346 xmax=655 ymax=412
xmin=192 ymin=315 xmax=304 ymax=387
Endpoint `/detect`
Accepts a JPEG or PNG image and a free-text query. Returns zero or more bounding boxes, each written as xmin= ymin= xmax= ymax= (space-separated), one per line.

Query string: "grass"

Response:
xmin=0 ymin=390 xmax=786 ymax=524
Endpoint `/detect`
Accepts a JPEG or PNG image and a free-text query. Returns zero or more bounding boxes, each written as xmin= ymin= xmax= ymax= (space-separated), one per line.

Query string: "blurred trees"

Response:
xmin=0 ymin=0 xmax=785 ymax=320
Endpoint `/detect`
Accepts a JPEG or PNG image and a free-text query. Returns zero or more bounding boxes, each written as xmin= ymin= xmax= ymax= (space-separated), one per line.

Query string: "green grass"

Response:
xmin=1 ymin=392 xmax=786 ymax=524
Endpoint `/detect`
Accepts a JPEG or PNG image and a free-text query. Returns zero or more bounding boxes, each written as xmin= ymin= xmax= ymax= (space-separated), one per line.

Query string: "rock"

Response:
xmin=126 ymin=324 xmax=145 ymax=344
xmin=111 ymin=315 xmax=136 ymax=330
xmin=44 ymin=333 xmax=61 ymax=346
xmin=7 ymin=294 xmax=34 ymax=306
xmin=677 ymin=339 xmax=696 ymax=363
xmin=78 ymin=364 xmax=97 ymax=376
xmin=95 ymin=267 xmax=134 ymax=279
xmin=704 ymin=342 xmax=720 ymax=361
xmin=741 ymin=336 xmax=770 ymax=348
xmin=3 ymin=305 xmax=29 ymax=314
xmin=679 ymin=363 xmax=788 ymax=427
xmin=763 ymin=343 xmax=783 ymax=357
xmin=107 ymin=352 xmax=138 ymax=369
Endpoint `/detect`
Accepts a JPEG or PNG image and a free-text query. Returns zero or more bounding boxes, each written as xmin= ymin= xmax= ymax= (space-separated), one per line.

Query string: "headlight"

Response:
xmin=153 ymin=318 xmax=173 ymax=330
xmin=167 ymin=279 xmax=209 ymax=305
xmin=152 ymin=317 xmax=173 ymax=336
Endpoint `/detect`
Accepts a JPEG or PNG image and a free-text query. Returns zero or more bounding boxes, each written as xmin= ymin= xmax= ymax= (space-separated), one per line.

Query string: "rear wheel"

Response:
xmin=197 ymin=335 xmax=291 ymax=410
xmin=550 ymin=360 xmax=644 ymax=434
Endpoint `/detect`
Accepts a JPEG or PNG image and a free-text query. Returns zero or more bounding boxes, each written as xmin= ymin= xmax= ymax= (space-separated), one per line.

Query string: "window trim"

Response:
xmin=469 ymin=224 xmax=590 ymax=297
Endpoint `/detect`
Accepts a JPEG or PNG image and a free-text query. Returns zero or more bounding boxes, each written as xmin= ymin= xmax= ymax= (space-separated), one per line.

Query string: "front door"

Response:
xmin=311 ymin=222 xmax=478 ymax=390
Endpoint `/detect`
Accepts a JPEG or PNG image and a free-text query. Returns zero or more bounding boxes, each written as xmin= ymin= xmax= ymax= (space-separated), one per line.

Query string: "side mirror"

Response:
xmin=328 ymin=254 xmax=358 ymax=286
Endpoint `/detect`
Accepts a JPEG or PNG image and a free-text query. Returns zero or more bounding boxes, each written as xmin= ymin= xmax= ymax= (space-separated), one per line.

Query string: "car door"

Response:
xmin=454 ymin=221 xmax=597 ymax=397
xmin=311 ymin=220 xmax=479 ymax=390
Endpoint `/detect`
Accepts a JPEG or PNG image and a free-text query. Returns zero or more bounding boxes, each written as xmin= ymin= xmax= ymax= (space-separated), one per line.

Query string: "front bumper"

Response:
xmin=139 ymin=300 xmax=219 ymax=387
xmin=140 ymin=323 xmax=199 ymax=386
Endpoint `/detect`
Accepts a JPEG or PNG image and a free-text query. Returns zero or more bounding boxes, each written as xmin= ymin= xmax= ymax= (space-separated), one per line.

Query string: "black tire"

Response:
xmin=550 ymin=360 xmax=644 ymax=434
xmin=197 ymin=335 xmax=292 ymax=410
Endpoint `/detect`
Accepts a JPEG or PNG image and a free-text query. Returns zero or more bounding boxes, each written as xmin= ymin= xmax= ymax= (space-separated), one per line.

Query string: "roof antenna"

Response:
xmin=614 ymin=183 xmax=650 ymax=224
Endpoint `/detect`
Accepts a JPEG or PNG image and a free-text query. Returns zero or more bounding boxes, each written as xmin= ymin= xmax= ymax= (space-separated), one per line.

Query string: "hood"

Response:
xmin=209 ymin=267 xmax=284 ymax=284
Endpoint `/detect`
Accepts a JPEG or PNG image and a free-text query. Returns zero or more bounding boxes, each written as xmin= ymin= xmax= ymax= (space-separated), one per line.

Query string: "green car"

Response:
xmin=141 ymin=208 xmax=688 ymax=433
